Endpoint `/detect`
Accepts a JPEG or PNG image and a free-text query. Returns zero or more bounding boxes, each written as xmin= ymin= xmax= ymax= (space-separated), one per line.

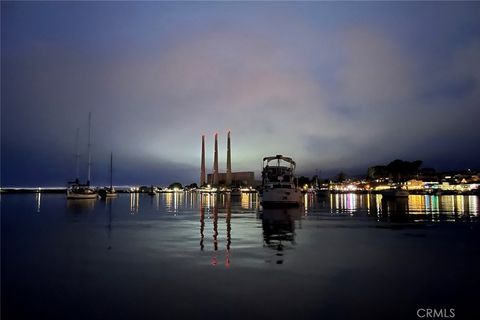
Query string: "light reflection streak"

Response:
xmin=165 ymin=193 xmax=173 ymax=210
xmin=456 ymin=195 xmax=465 ymax=215
xmin=469 ymin=196 xmax=478 ymax=216
xmin=173 ymin=191 xmax=178 ymax=212
xmin=129 ymin=193 xmax=139 ymax=214
xmin=317 ymin=193 xmax=480 ymax=219
xmin=35 ymin=192 xmax=41 ymax=213
xmin=241 ymin=193 xmax=250 ymax=209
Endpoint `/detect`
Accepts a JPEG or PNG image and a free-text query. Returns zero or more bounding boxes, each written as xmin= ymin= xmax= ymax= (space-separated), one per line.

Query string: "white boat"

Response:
xmin=261 ymin=155 xmax=302 ymax=207
xmin=381 ymin=187 xmax=409 ymax=198
xmin=67 ymin=184 xmax=98 ymax=199
xmin=99 ymin=186 xmax=117 ymax=198
xmin=67 ymin=112 xmax=98 ymax=200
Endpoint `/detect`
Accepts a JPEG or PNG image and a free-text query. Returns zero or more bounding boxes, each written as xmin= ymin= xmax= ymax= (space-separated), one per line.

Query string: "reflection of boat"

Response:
xmin=381 ymin=187 xmax=409 ymax=198
xmin=67 ymin=113 xmax=97 ymax=200
xmin=380 ymin=196 xmax=410 ymax=222
xmin=66 ymin=198 xmax=96 ymax=211
xmin=99 ymin=153 xmax=117 ymax=199
xmin=261 ymin=155 xmax=302 ymax=207
xmin=261 ymin=209 xmax=302 ymax=263
xmin=316 ymin=189 xmax=330 ymax=198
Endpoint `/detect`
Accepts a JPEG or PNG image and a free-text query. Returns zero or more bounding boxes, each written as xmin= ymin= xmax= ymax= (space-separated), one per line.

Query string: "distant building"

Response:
xmin=207 ymin=172 xmax=255 ymax=187
xmin=406 ymin=179 xmax=424 ymax=190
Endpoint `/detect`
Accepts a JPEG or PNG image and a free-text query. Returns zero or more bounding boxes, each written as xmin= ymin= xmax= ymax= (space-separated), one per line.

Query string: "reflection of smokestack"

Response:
xmin=200 ymin=135 xmax=206 ymax=186
xmin=226 ymin=131 xmax=232 ymax=186
xmin=213 ymin=133 xmax=219 ymax=186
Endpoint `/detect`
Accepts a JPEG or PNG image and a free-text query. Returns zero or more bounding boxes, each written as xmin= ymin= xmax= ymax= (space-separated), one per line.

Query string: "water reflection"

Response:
xmin=240 ymin=192 xmax=259 ymax=210
xmin=260 ymin=208 xmax=303 ymax=264
xmin=381 ymin=197 xmax=410 ymax=222
xmin=164 ymin=191 xmax=184 ymax=213
xmin=200 ymin=196 xmax=205 ymax=251
xmin=102 ymin=198 xmax=113 ymax=250
xmin=66 ymin=198 xmax=96 ymax=212
xmin=226 ymin=196 xmax=231 ymax=267
xmin=327 ymin=193 xmax=376 ymax=215
xmin=129 ymin=193 xmax=139 ymax=214
xmin=198 ymin=193 xmax=233 ymax=267
xmin=35 ymin=192 xmax=41 ymax=213
xmin=298 ymin=193 xmax=480 ymax=220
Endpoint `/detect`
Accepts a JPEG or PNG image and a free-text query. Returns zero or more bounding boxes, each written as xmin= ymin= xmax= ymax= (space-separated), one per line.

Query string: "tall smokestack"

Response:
xmin=200 ymin=135 xmax=206 ymax=186
xmin=226 ymin=131 xmax=232 ymax=187
xmin=213 ymin=133 xmax=219 ymax=186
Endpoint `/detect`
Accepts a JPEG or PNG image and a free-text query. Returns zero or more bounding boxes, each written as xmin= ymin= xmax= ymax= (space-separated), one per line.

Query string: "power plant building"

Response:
xmin=207 ymin=172 xmax=255 ymax=187
xmin=201 ymin=131 xmax=255 ymax=187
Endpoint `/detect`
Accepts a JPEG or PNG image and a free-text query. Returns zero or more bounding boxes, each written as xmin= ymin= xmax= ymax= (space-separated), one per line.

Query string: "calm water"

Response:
xmin=2 ymin=192 xmax=480 ymax=320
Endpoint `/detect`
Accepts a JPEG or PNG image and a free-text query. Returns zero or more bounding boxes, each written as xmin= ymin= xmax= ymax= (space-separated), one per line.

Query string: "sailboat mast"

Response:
xmin=87 ymin=112 xmax=92 ymax=186
xmin=75 ymin=128 xmax=80 ymax=181
xmin=110 ymin=152 xmax=113 ymax=189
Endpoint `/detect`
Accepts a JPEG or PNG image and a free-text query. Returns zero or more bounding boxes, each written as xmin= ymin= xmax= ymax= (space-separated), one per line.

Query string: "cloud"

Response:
xmin=2 ymin=3 xmax=480 ymax=186
xmin=334 ymin=27 xmax=422 ymax=108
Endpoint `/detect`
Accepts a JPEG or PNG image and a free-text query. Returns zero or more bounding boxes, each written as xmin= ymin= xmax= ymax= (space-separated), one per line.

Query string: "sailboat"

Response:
xmin=67 ymin=112 xmax=98 ymax=200
xmin=99 ymin=152 xmax=118 ymax=199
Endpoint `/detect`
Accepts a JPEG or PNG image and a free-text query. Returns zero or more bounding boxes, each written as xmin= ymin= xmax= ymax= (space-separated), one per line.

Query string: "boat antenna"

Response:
xmin=75 ymin=128 xmax=80 ymax=182
xmin=87 ymin=112 xmax=92 ymax=186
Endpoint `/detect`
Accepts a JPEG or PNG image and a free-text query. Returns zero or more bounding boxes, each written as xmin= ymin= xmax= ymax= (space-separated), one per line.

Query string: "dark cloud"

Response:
xmin=2 ymin=2 xmax=480 ymax=186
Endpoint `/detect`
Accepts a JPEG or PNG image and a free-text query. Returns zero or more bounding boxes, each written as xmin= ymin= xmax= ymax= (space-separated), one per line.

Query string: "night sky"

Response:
xmin=2 ymin=2 xmax=480 ymax=187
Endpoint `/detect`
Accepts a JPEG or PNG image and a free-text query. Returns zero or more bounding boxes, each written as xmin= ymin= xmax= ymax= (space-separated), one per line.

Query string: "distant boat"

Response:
xmin=261 ymin=155 xmax=302 ymax=207
xmin=99 ymin=153 xmax=118 ymax=199
xmin=230 ymin=187 xmax=242 ymax=197
xmin=67 ymin=184 xmax=98 ymax=199
xmin=148 ymin=185 xmax=157 ymax=195
xmin=381 ymin=187 xmax=409 ymax=198
xmin=67 ymin=112 xmax=98 ymax=200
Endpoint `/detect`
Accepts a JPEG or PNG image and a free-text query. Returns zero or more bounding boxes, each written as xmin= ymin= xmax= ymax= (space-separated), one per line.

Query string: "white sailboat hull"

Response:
xmin=67 ymin=190 xmax=98 ymax=199
xmin=105 ymin=192 xmax=118 ymax=198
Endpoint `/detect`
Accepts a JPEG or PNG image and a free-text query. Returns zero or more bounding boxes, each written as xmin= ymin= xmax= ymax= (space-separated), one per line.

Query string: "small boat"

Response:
xmin=67 ymin=113 xmax=97 ymax=200
xmin=99 ymin=153 xmax=117 ymax=199
xmin=148 ymin=185 xmax=157 ymax=195
xmin=381 ymin=187 xmax=409 ymax=198
xmin=261 ymin=155 xmax=302 ymax=207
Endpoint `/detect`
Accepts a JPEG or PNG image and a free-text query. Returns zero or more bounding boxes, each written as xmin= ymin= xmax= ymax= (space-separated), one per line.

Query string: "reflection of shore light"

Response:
xmin=469 ymin=196 xmax=478 ymax=216
xmin=173 ymin=191 xmax=179 ymax=212
xmin=408 ymin=195 xmax=425 ymax=214
xmin=456 ymin=195 xmax=465 ymax=214
xmin=36 ymin=192 xmax=41 ymax=213
xmin=165 ymin=193 xmax=173 ymax=209
xmin=304 ymin=194 xmax=309 ymax=213
xmin=241 ymin=193 xmax=250 ymax=209
xmin=130 ymin=193 xmax=139 ymax=214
